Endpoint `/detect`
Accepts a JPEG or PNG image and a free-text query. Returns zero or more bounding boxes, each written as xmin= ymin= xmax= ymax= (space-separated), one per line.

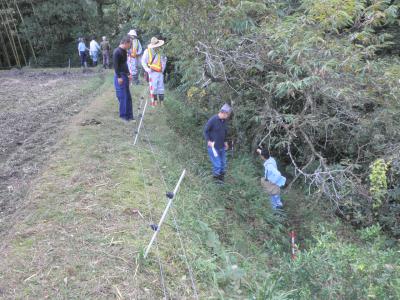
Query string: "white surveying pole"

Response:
xmin=133 ymin=100 xmax=148 ymax=145
xmin=144 ymin=169 xmax=186 ymax=258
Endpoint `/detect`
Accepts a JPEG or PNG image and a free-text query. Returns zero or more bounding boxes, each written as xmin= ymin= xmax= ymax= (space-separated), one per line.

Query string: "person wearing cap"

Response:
xmin=112 ymin=36 xmax=134 ymax=121
xmin=89 ymin=37 xmax=101 ymax=67
xmin=100 ymin=36 xmax=111 ymax=69
xmin=78 ymin=37 xmax=88 ymax=68
xmin=257 ymin=148 xmax=286 ymax=210
xmin=127 ymin=30 xmax=143 ymax=85
xmin=203 ymin=104 xmax=232 ymax=183
xmin=141 ymin=37 xmax=167 ymax=106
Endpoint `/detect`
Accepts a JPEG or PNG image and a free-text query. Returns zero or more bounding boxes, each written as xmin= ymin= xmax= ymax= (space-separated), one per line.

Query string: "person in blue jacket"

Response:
xmin=78 ymin=38 xmax=88 ymax=68
xmin=257 ymin=148 xmax=286 ymax=210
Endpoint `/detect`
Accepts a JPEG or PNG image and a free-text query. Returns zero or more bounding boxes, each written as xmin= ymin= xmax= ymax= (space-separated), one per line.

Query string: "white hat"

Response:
xmin=128 ymin=29 xmax=137 ymax=37
xmin=220 ymin=103 xmax=232 ymax=114
xmin=148 ymin=37 xmax=165 ymax=49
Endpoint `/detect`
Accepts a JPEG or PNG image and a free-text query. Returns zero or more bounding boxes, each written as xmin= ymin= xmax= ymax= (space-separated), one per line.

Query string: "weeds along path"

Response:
xmin=0 ymin=77 xmax=203 ymax=299
xmin=0 ymin=75 xmax=295 ymax=299
xmin=0 ymin=69 xmax=105 ymax=226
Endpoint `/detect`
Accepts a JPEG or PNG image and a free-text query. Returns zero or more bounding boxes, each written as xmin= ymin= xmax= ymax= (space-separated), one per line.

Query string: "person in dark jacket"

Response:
xmin=203 ymin=103 xmax=232 ymax=182
xmin=113 ymin=36 xmax=133 ymax=121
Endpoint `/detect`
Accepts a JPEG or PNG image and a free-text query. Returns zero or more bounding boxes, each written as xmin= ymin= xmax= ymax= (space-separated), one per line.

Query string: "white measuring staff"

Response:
xmin=133 ymin=100 xmax=148 ymax=145
xmin=144 ymin=169 xmax=186 ymax=258
xmin=211 ymin=142 xmax=218 ymax=157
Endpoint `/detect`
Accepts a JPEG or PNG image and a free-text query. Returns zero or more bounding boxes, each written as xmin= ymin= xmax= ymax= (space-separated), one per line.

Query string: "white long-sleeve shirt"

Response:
xmin=89 ymin=40 xmax=100 ymax=55
xmin=141 ymin=48 xmax=167 ymax=73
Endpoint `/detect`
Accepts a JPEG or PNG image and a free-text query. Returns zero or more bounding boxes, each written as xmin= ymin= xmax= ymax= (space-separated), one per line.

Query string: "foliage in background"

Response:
xmin=165 ymin=95 xmax=400 ymax=299
xmin=120 ymin=0 xmax=400 ymax=237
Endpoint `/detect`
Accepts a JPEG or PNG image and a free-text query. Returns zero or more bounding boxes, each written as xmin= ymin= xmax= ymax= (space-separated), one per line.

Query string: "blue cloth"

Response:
xmin=264 ymin=157 xmax=286 ymax=187
xmin=79 ymin=51 xmax=86 ymax=66
xmin=91 ymin=51 xmax=99 ymax=62
xmin=270 ymin=194 xmax=283 ymax=210
xmin=207 ymin=147 xmax=226 ymax=176
xmin=204 ymin=114 xmax=228 ymax=150
xmin=78 ymin=42 xmax=86 ymax=52
xmin=114 ymin=74 xmax=133 ymax=121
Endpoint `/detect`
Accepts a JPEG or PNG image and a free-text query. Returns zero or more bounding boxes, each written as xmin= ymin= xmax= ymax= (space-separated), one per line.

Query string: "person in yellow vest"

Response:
xmin=127 ymin=30 xmax=143 ymax=85
xmin=141 ymin=37 xmax=167 ymax=106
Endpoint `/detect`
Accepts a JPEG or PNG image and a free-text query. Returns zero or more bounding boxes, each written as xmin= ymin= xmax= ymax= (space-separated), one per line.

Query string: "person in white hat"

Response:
xmin=127 ymin=30 xmax=143 ymax=85
xmin=141 ymin=37 xmax=167 ymax=106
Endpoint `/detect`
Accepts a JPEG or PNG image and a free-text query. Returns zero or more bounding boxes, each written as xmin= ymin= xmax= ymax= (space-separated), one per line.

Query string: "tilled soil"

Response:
xmin=0 ymin=69 xmax=105 ymax=229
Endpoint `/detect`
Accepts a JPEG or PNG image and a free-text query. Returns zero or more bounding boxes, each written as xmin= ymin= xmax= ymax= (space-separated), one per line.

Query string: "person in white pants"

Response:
xmin=141 ymin=37 xmax=167 ymax=106
xmin=127 ymin=29 xmax=143 ymax=85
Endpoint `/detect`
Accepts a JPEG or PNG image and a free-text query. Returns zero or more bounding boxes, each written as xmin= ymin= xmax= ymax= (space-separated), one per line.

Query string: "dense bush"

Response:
xmin=121 ymin=0 xmax=400 ymax=236
xmin=165 ymin=95 xmax=400 ymax=299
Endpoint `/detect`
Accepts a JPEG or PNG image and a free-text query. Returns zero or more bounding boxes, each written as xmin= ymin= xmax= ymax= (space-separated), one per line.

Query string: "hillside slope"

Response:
xmin=0 ymin=73 xmax=399 ymax=299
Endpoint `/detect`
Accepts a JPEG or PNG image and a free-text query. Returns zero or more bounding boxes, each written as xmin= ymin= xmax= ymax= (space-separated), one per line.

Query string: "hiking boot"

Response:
xmin=213 ymin=174 xmax=224 ymax=184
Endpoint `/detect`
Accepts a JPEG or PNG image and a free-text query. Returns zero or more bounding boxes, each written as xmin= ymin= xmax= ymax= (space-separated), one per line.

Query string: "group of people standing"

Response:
xmin=112 ymin=30 xmax=167 ymax=121
xmin=109 ymin=30 xmax=285 ymax=211
xmin=78 ymin=36 xmax=111 ymax=68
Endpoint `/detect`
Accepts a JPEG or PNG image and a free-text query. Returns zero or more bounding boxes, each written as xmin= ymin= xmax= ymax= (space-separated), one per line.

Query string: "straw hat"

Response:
xmin=128 ymin=29 xmax=137 ymax=37
xmin=148 ymin=37 xmax=165 ymax=49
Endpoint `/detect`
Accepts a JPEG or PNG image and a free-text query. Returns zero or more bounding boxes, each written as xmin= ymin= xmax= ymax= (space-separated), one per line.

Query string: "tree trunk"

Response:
xmin=4 ymin=0 xmax=27 ymax=65
xmin=0 ymin=2 xmax=21 ymax=67
xmin=0 ymin=29 xmax=12 ymax=67
xmin=14 ymin=0 xmax=37 ymax=63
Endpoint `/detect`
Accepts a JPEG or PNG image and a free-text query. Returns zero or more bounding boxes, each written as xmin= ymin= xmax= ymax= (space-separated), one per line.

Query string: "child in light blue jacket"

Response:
xmin=257 ymin=148 xmax=286 ymax=210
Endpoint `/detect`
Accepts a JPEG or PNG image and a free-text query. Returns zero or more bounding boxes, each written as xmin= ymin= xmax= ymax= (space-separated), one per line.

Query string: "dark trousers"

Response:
xmin=114 ymin=74 xmax=133 ymax=121
xmin=102 ymin=51 xmax=109 ymax=68
xmin=80 ymin=51 xmax=87 ymax=67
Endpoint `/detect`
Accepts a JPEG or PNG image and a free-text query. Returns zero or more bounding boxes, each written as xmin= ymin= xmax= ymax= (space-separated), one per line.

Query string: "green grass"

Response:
xmin=1 ymin=74 xmax=399 ymax=299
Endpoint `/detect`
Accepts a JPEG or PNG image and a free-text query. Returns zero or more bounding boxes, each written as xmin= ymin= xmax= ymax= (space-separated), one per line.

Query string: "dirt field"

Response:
xmin=0 ymin=69 xmax=105 ymax=231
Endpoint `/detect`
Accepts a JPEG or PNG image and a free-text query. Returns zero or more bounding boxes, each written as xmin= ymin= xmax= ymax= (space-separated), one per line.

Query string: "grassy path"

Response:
xmin=0 ymin=75 xmax=203 ymax=299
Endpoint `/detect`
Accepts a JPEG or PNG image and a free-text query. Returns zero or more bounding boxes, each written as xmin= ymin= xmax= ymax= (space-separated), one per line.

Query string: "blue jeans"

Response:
xmin=207 ymin=147 xmax=226 ymax=176
xmin=114 ymin=74 xmax=133 ymax=120
xmin=270 ymin=194 xmax=283 ymax=209
xmin=91 ymin=51 xmax=99 ymax=63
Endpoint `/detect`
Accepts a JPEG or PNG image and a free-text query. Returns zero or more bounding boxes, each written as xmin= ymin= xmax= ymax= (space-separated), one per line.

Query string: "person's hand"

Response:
xmin=207 ymin=141 xmax=214 ymax=147
xmin=128 ymin=75 xmax=133 ymax=82
xmin=118 ymin=77 xmax=123 ymax=85
xmin=224 ymin=142 xmax=229 ymax=150
xmin=256 ymin=148 xmax=262 ymax=155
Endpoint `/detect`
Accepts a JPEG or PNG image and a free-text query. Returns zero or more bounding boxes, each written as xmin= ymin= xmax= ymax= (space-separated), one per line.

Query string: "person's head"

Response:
xmin=218 ymin=103 xmax=232 ymax=119
xmin=119 ymin=36 xmax=131 ymax=49
xmin=102 ymin=36 xmax=106 ymax=41
xmin=128 ymin=29 xmax=137 ymax=38
xmin=259 ymin=148 xmax=270 ymax=160
xmin=148 ymin=37 xmax=165 ymax=51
